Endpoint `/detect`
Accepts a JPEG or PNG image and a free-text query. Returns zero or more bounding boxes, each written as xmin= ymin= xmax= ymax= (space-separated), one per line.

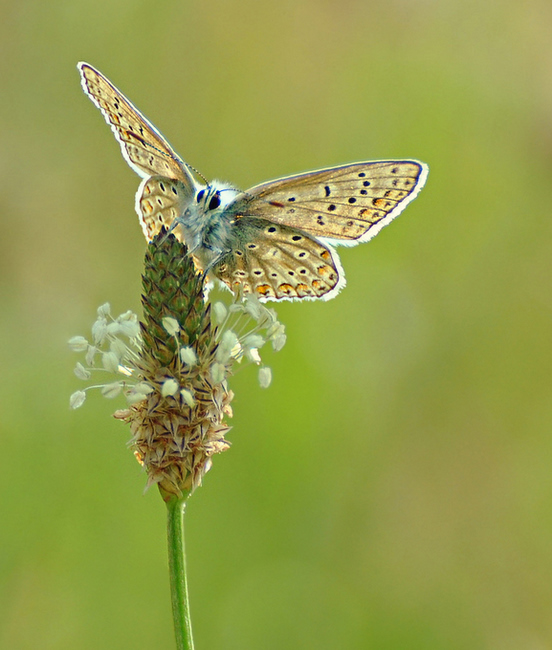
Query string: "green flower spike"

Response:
xmin=69 ymin=230 xmax=286 ymax=498
xmin=115 ymin=232 xmax=234 ymax=499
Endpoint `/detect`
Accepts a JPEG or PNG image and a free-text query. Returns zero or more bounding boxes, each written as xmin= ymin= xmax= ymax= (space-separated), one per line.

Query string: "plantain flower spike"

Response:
xmin=69 ymin=230 xmax=286 ymax=500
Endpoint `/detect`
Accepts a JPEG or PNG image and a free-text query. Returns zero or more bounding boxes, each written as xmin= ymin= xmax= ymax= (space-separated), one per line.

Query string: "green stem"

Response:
xmin=166 ymin=495 xmax=194 ymax=650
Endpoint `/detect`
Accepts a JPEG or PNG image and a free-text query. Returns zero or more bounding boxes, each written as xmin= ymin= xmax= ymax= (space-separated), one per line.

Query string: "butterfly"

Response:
xmin=78 ymin=62 xmax=428 ymax=302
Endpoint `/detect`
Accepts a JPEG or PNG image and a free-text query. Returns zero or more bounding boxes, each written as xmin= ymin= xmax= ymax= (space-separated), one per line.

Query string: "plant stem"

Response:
xmin=166 ymin=495 xmax=194 ymax=650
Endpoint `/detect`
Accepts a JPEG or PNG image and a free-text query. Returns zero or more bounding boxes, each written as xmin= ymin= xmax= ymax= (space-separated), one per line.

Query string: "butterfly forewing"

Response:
xmin=78 ymin=63 xmax=195 ymax=184
xmin=212 ymin=218 xmax=343 ymax=301
xmin=230 ymin=161 xmax=427 ymax=244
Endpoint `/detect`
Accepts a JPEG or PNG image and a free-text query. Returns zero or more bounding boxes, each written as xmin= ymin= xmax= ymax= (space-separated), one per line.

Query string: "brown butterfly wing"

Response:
xmin=78 ymin=62 xmax=195 ymax=184
xmin=211 ymin=218 xmax=343 ymax=301
xmin=229 ymin=160 xmax=427 ymax=244
xmin=137 ymin=176 xmax=194 ymax=242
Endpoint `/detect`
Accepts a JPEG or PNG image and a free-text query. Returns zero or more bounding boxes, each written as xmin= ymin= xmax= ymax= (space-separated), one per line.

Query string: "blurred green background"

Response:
xmin=2 ymin=0 xmax=552 ymax=648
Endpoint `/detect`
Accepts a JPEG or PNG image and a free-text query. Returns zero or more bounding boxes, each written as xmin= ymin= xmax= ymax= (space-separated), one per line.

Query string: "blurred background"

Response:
xmin=2 ymin=0 xmax=552 ymax=648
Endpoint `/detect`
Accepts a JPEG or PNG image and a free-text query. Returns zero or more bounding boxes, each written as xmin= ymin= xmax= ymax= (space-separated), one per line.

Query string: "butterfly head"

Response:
xmin=195 ymin=182 xmax=240 ymax=215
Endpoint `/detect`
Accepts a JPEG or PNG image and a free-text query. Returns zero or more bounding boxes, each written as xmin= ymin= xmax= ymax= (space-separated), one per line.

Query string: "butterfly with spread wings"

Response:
xmin=78 ymin=62 xmax=428 ymax=302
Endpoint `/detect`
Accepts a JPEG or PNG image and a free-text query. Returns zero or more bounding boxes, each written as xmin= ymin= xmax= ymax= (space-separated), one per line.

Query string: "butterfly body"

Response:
xmin=168 ymin=180 xmax=241 ymax=271
xmin=78 ymin=62 xmax=428 ymax=302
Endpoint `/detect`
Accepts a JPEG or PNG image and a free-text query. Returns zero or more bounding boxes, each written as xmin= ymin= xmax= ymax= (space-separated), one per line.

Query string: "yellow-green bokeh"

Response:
xmin=2 ymin=0 xmax=552 ymax=648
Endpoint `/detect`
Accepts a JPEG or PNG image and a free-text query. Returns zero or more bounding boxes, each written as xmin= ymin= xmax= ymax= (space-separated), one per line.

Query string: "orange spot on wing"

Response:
xmin=317 ymin=264 xmax=334 ymax=277
xmin=312 ymin=279 xmax=328 ymax=293
xmin=372 ymin=198 xmax=388 ymax=208
xmin=256 ymin=284 xmax=274 ymax=297
xmin=296 ymin=283 xmax=313 ymax=297
xmin=277 ymin=283 xmax=294 ymax=295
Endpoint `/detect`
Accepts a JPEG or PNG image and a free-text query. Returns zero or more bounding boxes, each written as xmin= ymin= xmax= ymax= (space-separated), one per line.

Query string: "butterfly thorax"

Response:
xmin=175 ymin=181 xmax=240 ymax=271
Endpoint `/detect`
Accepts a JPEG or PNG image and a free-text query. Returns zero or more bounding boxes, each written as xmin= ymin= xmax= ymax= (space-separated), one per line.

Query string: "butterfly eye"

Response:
xmin=196 ymin=189 xmax=205 ymax=203
xmin=208 ymin=193 xmax=221 ymax=210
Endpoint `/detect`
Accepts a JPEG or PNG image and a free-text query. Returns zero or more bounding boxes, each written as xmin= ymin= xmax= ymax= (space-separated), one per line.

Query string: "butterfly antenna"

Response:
xmin=134 ymin=137 xmax=208 ymax=184
xmin=126 ymin=135 xmax=179 ymax=167
xmin=219 ymin=186 xmax=242 ymax=196
xmin=184 ymin=163 xmax=208 ymax=185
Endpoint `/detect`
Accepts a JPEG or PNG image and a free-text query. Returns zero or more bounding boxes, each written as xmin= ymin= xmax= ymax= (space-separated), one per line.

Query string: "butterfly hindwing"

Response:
xmin=78 ymin=62 xmax=195 ymax=185
xmin=137 ymin=175 xmax=194 ymax=242
xmin=230 ymin=161 xmax=427 ymax=245
xmin=212 ymin=218 xmax=343 ymax=301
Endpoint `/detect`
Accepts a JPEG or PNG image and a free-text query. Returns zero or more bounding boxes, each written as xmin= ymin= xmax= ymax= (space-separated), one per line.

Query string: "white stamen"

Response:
xmin=102 ymin=351 xmax=120 ymax=373
xmin=272 ymin=334 xmax=287 ymax=351
xmin=162 ymin=317 xmax=180 ymax=336
xmin=110 ymin=338 xmax=128 ymax=360
xmin=106 ymin=321 xmax=123 ymax=336
xmin=180 ymin=388 xmax=195 ymax=407
xmin=216 ymin=330 xmax=239 ymax=362
xmin=244 ymin=295 xmax=263 ymax=320
xmin=101 ymin=382 xmax=123 ymax=398
xmin=74 ymin=362 xmax=91 ymax=380
xmin=243 ymin=333 xmax=265 ymax=349
xmin=161 ymin=378 xmax=180 ymax=397
xmin=258 ymin=367 xmax=272 ymax=388
xmin=134 ymin=382 xmax=154 ymax=395
xmin=180 ymin=346 xmax=198 ymax=366
xmin=246 ymin=348 xmax=262 ymax=364
xmin=92 ymin=318 xmax=108 ymax=345
xmin=211 ymin=362 xmax=226 ymax=384
xmin=116 ymin=310 xmax=135 ymax=321
xmin=119 ymin=320 xmax=141 ymax=338
xmin=97 ymin=303 xmax=111 ymax=317
xmin=68 ymin=336 xmax=89 ymax=352
xmin=126 ymin=391 xmax=149 ymax=405
xmin=69 ymin=390 xmax=87 ymax=409
xmin=212 ymin=302 xmax=228 ymax=324
xmin=85 ymin=345 xmax=98 ymax=366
